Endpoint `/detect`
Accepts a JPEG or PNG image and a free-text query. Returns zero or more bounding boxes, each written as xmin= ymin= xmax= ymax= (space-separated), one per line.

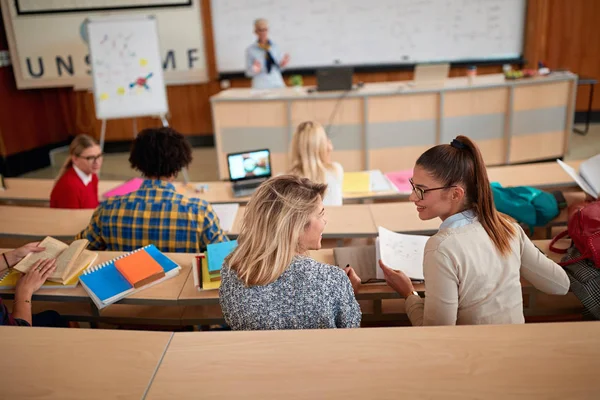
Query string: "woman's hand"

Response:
xmin=280 ymin=53 xmax=290 ymax=68
xmin=2 ymin=242 xmax=45 ymax=269
xmin=344 ymin=265 xmax=361 ymax=295
xmin=15 ymin=259 xmax=57 ymax=300
xmin=252 ymin=59 xmax=262 ymax=74
xmin=379 ymin=260 xmax=415 ymax=298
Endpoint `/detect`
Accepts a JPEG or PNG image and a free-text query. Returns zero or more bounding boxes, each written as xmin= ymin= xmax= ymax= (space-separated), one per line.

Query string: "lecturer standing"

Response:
xmin=245 ymin=18 xmax=290 ymax=89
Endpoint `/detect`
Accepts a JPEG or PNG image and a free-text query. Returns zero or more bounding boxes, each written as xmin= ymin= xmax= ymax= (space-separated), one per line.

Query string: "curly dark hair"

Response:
xmin=129 ymin=127 xmax=192 ymax=178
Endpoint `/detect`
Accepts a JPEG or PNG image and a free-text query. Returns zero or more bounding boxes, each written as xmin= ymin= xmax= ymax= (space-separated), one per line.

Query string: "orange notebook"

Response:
xmin=114 ymin=249 xmax=165 ymax=288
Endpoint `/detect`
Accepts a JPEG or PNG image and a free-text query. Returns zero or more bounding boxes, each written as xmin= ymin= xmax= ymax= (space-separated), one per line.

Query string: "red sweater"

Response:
xmin=50 ymin=167 xmax=99 ymax=209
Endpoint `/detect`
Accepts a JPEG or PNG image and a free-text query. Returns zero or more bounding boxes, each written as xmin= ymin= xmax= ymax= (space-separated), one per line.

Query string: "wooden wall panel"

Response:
xmin=525 ymin=0 xmax=600 ymax=111
xmin=0 ymin=6 xmax=72 ymax=157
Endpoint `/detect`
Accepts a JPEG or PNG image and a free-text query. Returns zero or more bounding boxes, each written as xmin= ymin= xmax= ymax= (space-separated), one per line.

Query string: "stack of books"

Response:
xmin=79 ymin=244 xmax=181 ymax=309
xmin=192 ymin=240 xmax=237 ymax=291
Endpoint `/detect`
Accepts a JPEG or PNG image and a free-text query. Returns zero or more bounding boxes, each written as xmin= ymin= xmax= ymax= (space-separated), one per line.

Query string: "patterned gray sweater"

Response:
xmin=219 ymin=256 xmax=361 ymax=330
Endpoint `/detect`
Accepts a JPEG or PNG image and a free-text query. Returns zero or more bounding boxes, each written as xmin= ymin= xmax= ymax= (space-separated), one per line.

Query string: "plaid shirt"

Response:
xmin=75 ymin=179 xmax=228 ymax=253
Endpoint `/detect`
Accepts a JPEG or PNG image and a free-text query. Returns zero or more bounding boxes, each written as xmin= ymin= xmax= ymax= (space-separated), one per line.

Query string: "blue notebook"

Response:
xmin=79 ymin=244 xmax=181 ymax=309
xmin=207 ymin=240 xmax=238 ymax=272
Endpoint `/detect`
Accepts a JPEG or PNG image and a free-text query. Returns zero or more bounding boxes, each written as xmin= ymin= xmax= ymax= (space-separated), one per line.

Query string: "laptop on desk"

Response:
xmin=227 ymin=149 xmax=272 ymax=198
xmin=316 ymin=66 xmax=354 ymax=92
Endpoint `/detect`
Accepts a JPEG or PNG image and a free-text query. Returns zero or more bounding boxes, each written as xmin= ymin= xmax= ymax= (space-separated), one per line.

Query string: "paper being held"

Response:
xmin=376 ymin=226 xmax=429 ymax=281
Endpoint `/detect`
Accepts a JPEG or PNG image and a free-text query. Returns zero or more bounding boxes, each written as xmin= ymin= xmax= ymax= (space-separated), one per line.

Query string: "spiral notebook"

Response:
xmin=79 ymin=244 xmax=180 ymax=309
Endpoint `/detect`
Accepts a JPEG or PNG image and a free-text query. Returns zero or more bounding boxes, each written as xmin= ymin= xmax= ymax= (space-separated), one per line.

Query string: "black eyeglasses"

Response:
xmin=409 ymin=178 xmax=456 ymax=200
xmin=78 ymin=153 xmax=103 ymax=163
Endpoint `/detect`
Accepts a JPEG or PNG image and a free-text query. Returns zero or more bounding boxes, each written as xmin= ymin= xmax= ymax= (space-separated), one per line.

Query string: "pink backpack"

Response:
xmin=549 ymin=201 xmax=600 ymax=267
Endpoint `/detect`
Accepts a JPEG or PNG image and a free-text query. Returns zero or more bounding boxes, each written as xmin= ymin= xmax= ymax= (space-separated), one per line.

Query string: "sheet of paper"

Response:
xmin=376 ymin=226 xmax=428 ymax=281
xmin=212 ymin=203 xmax=240 ymax=232
xmin=13 ymin=236 xmax=68 ymax=274
xmin=343 ymin=172 xmax=371 ymax=193
xmin=52 ymin=239 xmax=88 ymax=280
xmin=369 ymin=170 xmax=396 ymax=192
xmin=579 ymin=154 xmax=600 ymax=198
xmin=557 ymin=159 xmax=597 ymax=199
xmin=385 ymin=170 xmax=413 ymax=194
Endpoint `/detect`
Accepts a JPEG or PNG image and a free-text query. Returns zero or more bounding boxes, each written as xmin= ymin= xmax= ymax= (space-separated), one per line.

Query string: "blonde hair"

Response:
xmin=56 ymin=134 xmax=98 ymax=180
xmin=288 ymin=121 xmax=334 ymax=184
xmin=226 ymin=175 xmax=327 ymax=287
xmin=254 ymin=18 xmax=268 ymax=30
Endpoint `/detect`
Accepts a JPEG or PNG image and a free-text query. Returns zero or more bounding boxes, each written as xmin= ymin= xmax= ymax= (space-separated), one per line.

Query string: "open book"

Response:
xmin=557 ymin=155 xmax=600 ymax=199
xmin=13 ymin=237 xmax=98 ymax=284
xmin=376 ymin=226 xmax=429 ymax=281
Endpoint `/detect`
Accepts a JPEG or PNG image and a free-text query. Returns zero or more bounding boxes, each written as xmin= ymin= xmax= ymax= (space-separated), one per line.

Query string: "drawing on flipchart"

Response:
xmin=92 ymin=31 xmax=155 ymax=101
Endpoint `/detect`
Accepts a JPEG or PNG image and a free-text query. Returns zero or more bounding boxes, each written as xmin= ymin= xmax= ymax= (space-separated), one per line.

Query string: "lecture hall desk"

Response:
xmin=146 ymin=322 xmax=600 ymax=399
xmin=0 ymin=159 xmax=583 ymax=206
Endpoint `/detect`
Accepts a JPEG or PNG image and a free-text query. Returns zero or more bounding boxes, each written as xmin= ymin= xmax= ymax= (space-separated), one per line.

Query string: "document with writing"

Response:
xmin=376 ymin=226 xmax=429 ymax=281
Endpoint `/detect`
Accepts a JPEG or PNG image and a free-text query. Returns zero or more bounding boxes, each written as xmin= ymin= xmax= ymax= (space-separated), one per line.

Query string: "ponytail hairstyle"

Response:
xmin=55 ymin=134 xmax=98 ymax=181
xmin=416 ymin=135 xmax=516 ymax=255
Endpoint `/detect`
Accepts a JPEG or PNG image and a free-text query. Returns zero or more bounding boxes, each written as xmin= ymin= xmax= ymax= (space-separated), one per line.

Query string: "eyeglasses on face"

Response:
xmin=78 ymin=153 xmax=104 ymax=163
xmin=409 ymin=178 xmax=456 ymax=200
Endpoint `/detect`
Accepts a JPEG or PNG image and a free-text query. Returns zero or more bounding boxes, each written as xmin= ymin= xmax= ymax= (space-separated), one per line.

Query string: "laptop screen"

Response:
xmin=227 ymin=149 xmax=272 ymax=182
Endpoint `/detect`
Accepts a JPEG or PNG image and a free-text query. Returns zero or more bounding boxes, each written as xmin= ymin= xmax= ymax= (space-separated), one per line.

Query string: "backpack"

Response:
xmin=549 ymin=201 xmax=600 ymax=267
xmin=490 ymin=182 xmax=559 ymax=230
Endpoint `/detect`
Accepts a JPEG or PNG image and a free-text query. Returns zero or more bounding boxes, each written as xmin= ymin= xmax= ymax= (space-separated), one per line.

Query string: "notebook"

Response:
xmin=102 ymin=178 xmax=144 ymax=199
xmin=79 ymin=244 xmax=180 ymax=309
xmin=385 ymin=169 xmax=413 ymax=193
xmin=191 ymin=254 xmax=221 ymax=291
xmin=114 ymin=250 xmax=164 ymax=288
xmin=0 ymin=256 xmax=94 ymax=290
xmin=211 ymin=203 xmax=240 ymax=232
xmin=206 ymin=240 xmax=238 ymax=273
xmin=12 ymin=237 xmax=97 ymax=284
xmin=557 ymin=155 xmax=600 ymax=199
xmin=343 ymin=172 xmax=371 ymax=193
xmin=376 ymin=226 xmax=429 ymax=281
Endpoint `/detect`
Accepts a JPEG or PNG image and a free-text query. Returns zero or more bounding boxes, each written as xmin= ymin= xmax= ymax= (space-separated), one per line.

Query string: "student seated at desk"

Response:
xmin=50 ymin=134 xmax=102 ymax=209
xmin=1 ymin=243 xmax=66 ymax=327
xmin=75 ymin=127 xmax=228 ymax=253
xmin=288 ymin=121 xmax=344 ymax=206
xmin=220 ymin=175 xmax=361 ymax=330
xmin=373 ymin=136 xmax=570 ymax=326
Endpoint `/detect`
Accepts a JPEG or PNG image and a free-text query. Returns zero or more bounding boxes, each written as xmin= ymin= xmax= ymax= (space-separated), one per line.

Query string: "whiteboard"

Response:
xmin=87 ymin=16 xmax=169 ymax=119
xmin=211 ymin=0 xmax=526 ymax=73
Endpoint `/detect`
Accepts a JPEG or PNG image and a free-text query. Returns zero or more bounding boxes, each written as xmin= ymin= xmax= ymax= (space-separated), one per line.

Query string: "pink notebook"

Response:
xmin=103 ymin=178 xmax=144 ymax=199
xmin=385 ymin=170 xmax=413 ymax=193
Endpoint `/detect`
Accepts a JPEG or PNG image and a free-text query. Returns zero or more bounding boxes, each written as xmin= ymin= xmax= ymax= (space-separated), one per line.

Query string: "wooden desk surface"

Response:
xmin=0 ymin=327 xmax=171 ymax=400
xmin=487 ymin=159 xmax=582 ymax=188
xmin=0 ymin=159 xmax=583 ymax=206
xmin=0 ymin=206 xmax=93 ymax=238
xmin=0 ymin=251 xmax=193 ymax=305
xmin=146 ymin=321 xmax=600 ymax=399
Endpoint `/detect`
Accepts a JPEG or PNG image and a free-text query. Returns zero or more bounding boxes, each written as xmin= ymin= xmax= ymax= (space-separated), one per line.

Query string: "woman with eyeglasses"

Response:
xmin=376 ymin=135 xmax=569 ymax=326
xmin=50 ymin=134 xmax=103 ymax=209
xmin=245 ymin=18 xmax=290 ymax=89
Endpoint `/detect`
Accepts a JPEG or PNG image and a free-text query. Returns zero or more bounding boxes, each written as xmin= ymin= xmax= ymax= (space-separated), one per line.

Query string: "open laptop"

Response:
xmin=410 ymin=63 xmax=450 ymax=88
xmin=316 ymin=66 xmax=354 ymax=92
xmin=227 ymin=149 xmax=272 ymax=198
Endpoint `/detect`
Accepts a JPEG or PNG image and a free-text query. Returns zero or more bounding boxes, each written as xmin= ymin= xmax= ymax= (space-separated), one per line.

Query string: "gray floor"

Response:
xmin=21 ymin=123 xmax=600 ymax=181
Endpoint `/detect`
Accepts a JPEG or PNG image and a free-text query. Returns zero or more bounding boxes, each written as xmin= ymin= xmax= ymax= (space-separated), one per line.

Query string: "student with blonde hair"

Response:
xmin=219 ymin=175 xmax=361 ymax=330
xmin=362 ymin=135 xmax=570 ymax=326
xmin=50 ymin=134 xmax=103 ymax=209
xmin=288 ymin=121 xmax=344 ymax=205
